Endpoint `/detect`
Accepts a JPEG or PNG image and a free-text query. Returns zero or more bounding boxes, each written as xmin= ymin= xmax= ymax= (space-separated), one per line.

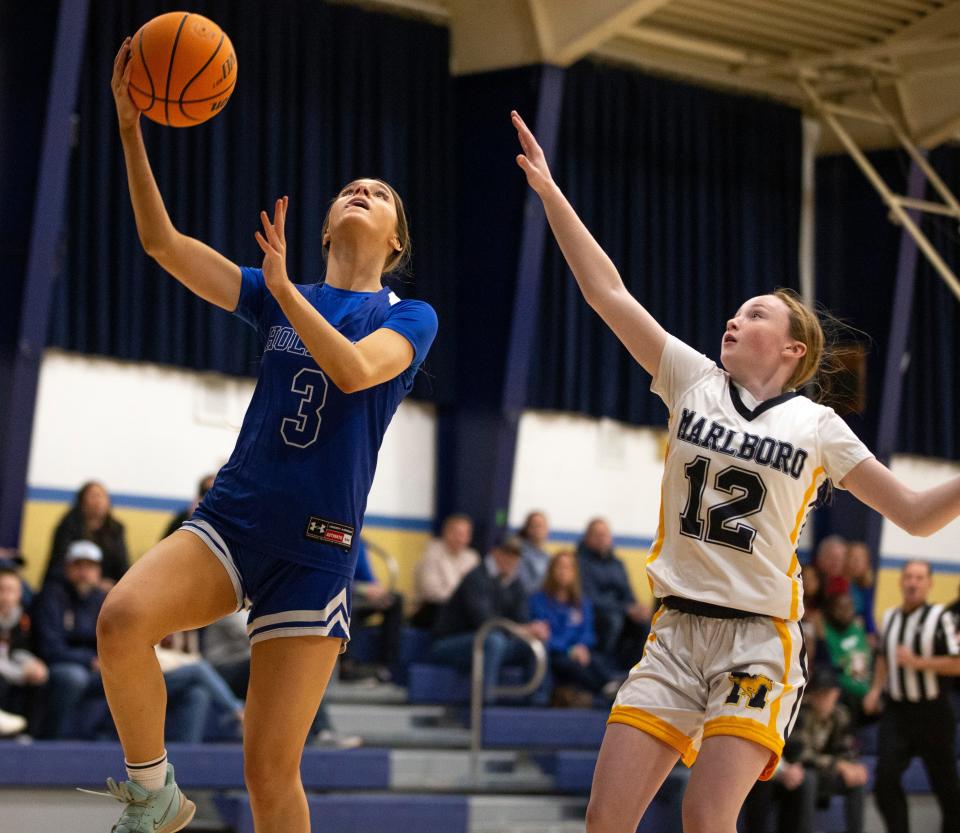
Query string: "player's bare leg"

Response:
xmin=97 ymin=530 xmax=240 ymax=762
xmin=244 ymin=634 xmax=341 ymax=833
xmin=586 ymin=722 xmax=680 ymax=832
xmin=682 ymin=735 xmax=770 ymax=833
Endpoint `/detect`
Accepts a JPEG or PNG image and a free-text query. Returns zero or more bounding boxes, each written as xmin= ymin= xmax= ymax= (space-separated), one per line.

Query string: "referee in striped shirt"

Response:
xmin=864 ymin=559 xmax=960 ymax=833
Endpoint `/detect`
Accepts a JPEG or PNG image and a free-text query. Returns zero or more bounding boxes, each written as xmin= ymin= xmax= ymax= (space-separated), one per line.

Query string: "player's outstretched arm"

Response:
xmin=111 ymin=38 xmax=241 ymax=312
xmin=512 ymin=110 xmax=667 ymax=379
xmin=842 ymin=456 xmax=960 ymax=537
xmin=255 ymin=198 xmax=414 ymax=393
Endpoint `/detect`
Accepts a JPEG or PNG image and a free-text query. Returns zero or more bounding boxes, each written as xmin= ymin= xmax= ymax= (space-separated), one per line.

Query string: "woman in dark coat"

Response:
xmin=44 ymin=481 xmax=129 ymax=588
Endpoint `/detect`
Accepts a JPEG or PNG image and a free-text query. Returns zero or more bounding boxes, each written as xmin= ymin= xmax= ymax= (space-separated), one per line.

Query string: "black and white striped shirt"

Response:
xmin=880 ymin=603 xmax=960 ymax=702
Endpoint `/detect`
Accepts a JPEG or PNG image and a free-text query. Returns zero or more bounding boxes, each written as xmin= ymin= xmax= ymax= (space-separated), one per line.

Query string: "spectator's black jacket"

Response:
xmin=44 ymin=509 xmax=129 ymax=587
xmin=32 ymin=582 xmax=106 ymax=666
xmin=433 ymin=563 xmax=529 ymax=638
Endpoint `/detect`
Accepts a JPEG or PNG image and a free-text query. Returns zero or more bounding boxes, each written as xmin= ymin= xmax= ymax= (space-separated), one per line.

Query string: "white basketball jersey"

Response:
xmin=646 ymin=336 xmax=873 ymax=621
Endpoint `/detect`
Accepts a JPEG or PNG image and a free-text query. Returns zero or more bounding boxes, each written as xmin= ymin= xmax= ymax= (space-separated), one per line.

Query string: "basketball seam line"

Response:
xmin=128 ymin=79 xmax=235 ymax=106
xmin=178 ymin=32 xmax=226 ymax=119
xmin=137 ymin=29 xmax=156 ymax=110
xmin=164 ymin=13 xmax=190 ymax=127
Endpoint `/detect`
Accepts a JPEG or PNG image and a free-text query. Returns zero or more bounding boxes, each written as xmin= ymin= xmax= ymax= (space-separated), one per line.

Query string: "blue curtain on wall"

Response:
xmin=526 ymin=61 xmax=802 ymax=425
xmin=50 ymin=0 xmax=455 ymax=399
xmin=52 ymin=0 xmax=807 ymax=423
xmin=904 ymin=147 xmax=960 ymax=458
xmin=816 ymin=148 xmax=960 ymax=458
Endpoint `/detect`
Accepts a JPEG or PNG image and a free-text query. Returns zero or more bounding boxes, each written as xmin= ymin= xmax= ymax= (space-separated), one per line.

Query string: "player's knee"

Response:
xmin=96 ymin=592 xmax=149 ymax=648
xmin=244 ymin=748 xmax=299 ymax=799
xmin=682 ymin=794 xmax=724 ymax=833
xmin=584 ymin=795 xmax=619 ymax=833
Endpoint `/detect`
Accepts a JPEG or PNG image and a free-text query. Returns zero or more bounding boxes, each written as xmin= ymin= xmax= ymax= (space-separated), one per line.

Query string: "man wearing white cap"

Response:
xmin=33 ymin=540 xmax=108 ymax=738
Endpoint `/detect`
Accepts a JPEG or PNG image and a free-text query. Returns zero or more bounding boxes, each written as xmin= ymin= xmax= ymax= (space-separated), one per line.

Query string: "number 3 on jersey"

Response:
xmin=679 ymin=455 xmax=767 ymax=553
xmin=281 ymin=368 xmax=328 ymax=448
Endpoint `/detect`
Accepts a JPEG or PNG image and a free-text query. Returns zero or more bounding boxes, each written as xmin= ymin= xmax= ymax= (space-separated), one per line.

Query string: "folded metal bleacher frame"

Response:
xmin=799 ymin=74 xmax=960 ymax=303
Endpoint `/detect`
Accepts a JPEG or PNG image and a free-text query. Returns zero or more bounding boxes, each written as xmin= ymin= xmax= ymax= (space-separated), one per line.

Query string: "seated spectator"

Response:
xmin=576 ymin=518 xmax=648 ymax=667
xmin=430 ymin=535 xmax=549 ymax=702
xmin=742 ymin=666 xmax=867 ymax=833
xmin=33 ymin=540 xmax=107 ymax=738
xmin=203 ymin=611 xmax=252 ymax=698
xmin=800 ymin=563 xmax=825 ymax=663
xmin=0 ymin=547 xmax=34 ymax=608
xmin=529 ymin=550 xmax=620 ymax=704
xmin=411 ymin=513 xmax=479 ymax=629
xmin=845 ymin=540 xmax=876 ymax=637
xmin=155 ymin=630 xmax=243 ymax=742
xmin=44 ymin=481 xmax=129 ymax=590
xmin=162 ymin=473 xmax=216 ymax=539
xmin=203 ymin=611 xmax=360 ymax=748
xmin=0 ymin=705 xmax=26 ymax=737
xmin=516 ymin=510 xmax=551 ymax=595
xmin=340 ymin=540 xmax=403 ymax=683
xmin=822 ymin=593 xmax=872 ymax=721
xmin=814 ymin=534 xmax=849 ymax=599
xmin=0 ymin=565 xmax=47 ymax=734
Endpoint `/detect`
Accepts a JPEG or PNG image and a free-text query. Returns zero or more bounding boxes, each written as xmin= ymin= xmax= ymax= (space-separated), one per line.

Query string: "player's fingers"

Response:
xmin=113 ymin=38 xmax=130 ymax=75
xmin=255 ymin=227 xmax=276 ymax=252
xmin=260 ymin=210 xmax=279 ymax=246
xmin=254 ymin=231 xmax=278 ymax=257
xmin=512 ymin=111 xmax=538 ymax=150
xmin=275 ymin=198 xmax=286 ymax=245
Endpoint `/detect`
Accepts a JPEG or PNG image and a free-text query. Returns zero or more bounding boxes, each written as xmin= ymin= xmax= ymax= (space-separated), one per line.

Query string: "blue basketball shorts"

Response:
xmin=181 ymin=517 xmax=351 ymax=647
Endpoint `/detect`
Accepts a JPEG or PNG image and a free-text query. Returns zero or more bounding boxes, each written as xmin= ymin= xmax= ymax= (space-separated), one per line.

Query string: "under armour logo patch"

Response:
xmin=304 ymin=516 xmax=355 ymax=551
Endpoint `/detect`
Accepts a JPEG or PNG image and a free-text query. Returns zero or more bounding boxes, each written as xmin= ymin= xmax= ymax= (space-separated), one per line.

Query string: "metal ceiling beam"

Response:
xmin=751 ymin=32 xmax=960 ymax=76
xmin=623 ymin=24 xmax=766 ymax=65
xmin=916 ymin=112 xmax=960 ymax=147
xmin=597 ymin=35 xmax=805 ymax=101
xmin=886 ymin=0 xmax=960 ymax=41
xmin=801 ymin=77 xmax=960 ymax=302
xmin=728 ymin=0 xmax=890 ymax=39
xmin=655 ymin=7 xmax=843 ymax=53
xmin=447 ymin=0 xmax=541 ymax=75
xmin=674 ymin=0 xmax=866 ymax=48
xmin=529 ymin=0 xmax=673 ymax=65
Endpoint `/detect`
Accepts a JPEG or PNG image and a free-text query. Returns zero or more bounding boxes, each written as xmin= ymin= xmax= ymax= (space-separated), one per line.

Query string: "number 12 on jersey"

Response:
xmin=679 ymin=456 xmax=767 ymax=554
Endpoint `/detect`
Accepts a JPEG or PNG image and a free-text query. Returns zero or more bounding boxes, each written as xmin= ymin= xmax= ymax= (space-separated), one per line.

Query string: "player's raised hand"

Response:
xmin=512 ymin=110 xmax=554 ymax=196
xmin=255 ymin=197 xmax=292 ymax=298
xmin=111 ymin=38 xmax=140 ymax=130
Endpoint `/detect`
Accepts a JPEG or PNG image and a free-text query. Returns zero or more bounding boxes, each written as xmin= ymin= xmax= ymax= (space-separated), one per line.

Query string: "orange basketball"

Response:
xmin=128 ymin=11 xmax=237 ymax=127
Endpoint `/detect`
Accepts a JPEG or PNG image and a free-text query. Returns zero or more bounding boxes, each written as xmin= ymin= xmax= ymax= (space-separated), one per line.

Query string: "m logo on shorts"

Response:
xmin=725 ymin=672 xmax=775 ymax=710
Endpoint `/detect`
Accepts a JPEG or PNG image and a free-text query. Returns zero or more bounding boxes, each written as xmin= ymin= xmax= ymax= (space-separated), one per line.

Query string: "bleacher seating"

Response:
xmin=216 ymin=793 xmax=469 ymax=833
xmin=0 ymin=742 xmax=390 ymax=790
xmin=0 ymin=626 xmax=949 ymax=832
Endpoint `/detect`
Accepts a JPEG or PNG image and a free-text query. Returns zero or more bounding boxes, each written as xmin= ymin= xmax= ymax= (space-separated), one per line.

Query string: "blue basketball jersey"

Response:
xmin=195 ymin=267 xmax=437 ymax=577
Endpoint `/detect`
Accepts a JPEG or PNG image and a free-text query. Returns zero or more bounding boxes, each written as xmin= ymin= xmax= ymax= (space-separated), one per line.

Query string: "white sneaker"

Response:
xmin=314 ymin=729 xmax=363 ymax=749
xmin=0 ymin=708 xmax=27 ymax=736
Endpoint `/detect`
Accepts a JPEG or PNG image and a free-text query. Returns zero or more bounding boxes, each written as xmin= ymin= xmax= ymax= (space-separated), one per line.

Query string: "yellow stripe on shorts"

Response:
xmin=767 ymin=619 xmax=793 ymax=734
xmin=786 ymin=465 xmax=825 ymax=619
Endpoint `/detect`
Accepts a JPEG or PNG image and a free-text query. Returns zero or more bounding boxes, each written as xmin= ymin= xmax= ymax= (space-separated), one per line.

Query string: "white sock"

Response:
xmin=125 ymin=751 xmax=168 ymax=792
